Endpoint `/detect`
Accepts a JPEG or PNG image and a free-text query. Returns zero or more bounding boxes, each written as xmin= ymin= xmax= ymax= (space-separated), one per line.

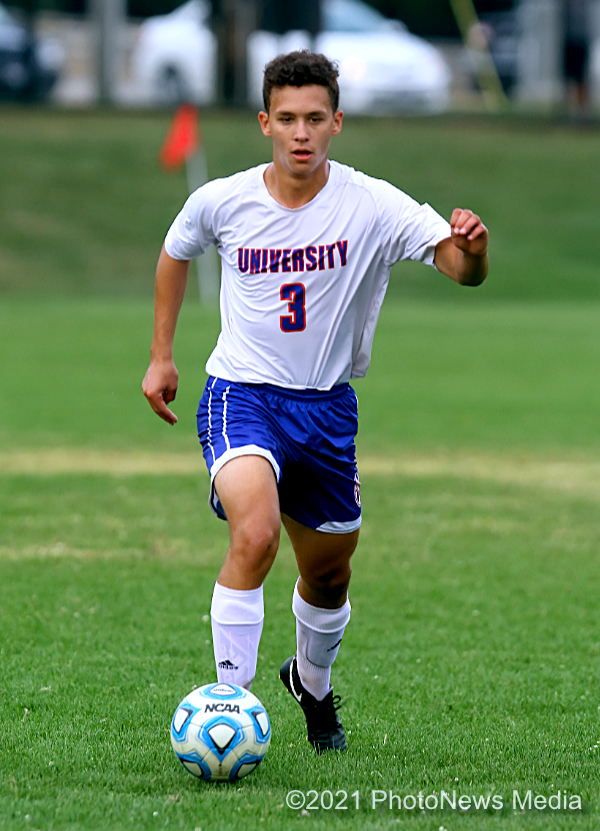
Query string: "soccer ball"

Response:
xmin=170 ymin=683 xmax=271 ymax=781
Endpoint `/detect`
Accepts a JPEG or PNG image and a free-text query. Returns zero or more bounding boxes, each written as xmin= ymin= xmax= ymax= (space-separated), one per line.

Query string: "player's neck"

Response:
xmin=264 ymin=160 xmax=330 ymax=209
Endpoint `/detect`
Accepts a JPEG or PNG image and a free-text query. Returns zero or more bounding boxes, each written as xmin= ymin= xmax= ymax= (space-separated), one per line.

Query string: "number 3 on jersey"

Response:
xmin=280 ymin=283 xmax=306 ymax=332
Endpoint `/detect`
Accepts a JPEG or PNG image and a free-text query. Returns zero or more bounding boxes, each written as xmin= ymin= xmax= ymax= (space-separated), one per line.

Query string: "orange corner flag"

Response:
xmin=159 ymin=104 xmax=200 ymax=170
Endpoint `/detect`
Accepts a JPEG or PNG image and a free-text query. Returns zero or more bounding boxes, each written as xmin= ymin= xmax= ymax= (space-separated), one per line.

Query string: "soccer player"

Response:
xmin=143 ymin=51 xmax=488 ymax=753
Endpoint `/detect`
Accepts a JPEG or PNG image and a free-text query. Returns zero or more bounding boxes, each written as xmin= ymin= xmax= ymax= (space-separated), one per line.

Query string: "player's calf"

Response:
xmin=298 ymin=567 xmax=352 ymax=608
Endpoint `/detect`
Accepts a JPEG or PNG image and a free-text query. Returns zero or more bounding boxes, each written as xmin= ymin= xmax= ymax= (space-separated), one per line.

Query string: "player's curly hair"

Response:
xmin=262 ymin=51 xmax=340 ymax=113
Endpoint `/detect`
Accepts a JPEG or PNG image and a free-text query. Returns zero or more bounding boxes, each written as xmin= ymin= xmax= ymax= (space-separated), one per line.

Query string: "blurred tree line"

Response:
xmin=9 ymin=0 xmax=515 ymax=37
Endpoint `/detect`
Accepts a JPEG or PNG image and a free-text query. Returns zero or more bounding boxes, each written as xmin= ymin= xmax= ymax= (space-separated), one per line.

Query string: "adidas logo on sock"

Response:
xmin=218 ymin=659 xmax=239 ymax=670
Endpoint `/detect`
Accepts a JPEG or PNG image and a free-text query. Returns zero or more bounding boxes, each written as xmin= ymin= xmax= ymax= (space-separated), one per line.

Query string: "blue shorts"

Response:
xmin=197 ymin=376 xmax=361 ymax=534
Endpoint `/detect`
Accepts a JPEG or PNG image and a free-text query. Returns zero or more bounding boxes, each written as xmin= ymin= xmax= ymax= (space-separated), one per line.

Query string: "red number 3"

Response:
xmin=280 ymin=283 xmax=306 ymax=332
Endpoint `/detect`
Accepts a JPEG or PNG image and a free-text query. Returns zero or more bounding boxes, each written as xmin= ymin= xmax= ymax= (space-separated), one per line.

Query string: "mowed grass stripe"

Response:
xmin=3 ymin=448 xmax=600 ymax=500
xmin=0 ymin=448 xmax=205 ymax=476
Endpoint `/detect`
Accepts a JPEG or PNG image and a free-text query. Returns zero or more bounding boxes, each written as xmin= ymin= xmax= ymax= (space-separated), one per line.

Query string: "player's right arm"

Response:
xmin=142 ymin=246 xmax=190 ymax=425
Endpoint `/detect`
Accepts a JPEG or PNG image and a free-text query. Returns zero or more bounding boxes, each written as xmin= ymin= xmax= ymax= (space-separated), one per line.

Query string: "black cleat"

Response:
xmin=280 ymin=655 xmax=347 ymax=753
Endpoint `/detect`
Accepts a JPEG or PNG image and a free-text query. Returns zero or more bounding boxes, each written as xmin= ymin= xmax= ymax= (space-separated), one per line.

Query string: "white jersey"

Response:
xmin=165 ymin=160 xmax=450 ymax=390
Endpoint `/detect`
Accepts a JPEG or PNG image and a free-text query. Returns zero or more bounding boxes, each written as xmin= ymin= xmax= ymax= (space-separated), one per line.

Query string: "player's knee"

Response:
xmin=231 ymin=520 xmax=280 ymax=570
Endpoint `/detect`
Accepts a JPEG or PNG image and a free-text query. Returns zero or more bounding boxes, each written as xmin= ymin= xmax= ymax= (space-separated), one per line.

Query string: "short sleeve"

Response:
xmin=368 ymin=177 xmax=451 ymax=268
xmin=164 ymin=180 xmax=220 ymax=260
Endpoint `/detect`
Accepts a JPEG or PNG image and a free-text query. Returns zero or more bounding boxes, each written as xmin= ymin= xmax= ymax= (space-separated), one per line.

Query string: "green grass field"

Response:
xmin=1 ymin=110 xmax=600 ymax=830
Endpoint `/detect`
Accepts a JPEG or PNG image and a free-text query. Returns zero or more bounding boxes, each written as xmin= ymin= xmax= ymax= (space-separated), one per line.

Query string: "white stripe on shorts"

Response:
xmin=222 ymin=384 xmax=231 ymax=451
xmin=207 ymin=376 xmax=218 ymax=465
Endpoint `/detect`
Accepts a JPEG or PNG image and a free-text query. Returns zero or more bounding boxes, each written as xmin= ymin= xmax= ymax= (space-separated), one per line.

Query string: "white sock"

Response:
xmin=210 ymin=583 xmax=264 ymax=691
xmin=292 ymin=580 xmax=351 ymax=701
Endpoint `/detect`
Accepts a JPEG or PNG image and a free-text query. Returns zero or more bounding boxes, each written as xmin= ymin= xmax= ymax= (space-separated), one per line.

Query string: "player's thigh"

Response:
xmin=282 ymin=513 xmax=359 ymax=590
xmin=214 ymin=454 xmax=281 ymax=541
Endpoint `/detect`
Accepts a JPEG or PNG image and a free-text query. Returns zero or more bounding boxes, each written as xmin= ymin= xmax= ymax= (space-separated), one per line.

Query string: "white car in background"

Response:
xmin=131 ymin=0 xmax=451 ymax=114
xmin=131 ymin=0 xmax=217 ymax=106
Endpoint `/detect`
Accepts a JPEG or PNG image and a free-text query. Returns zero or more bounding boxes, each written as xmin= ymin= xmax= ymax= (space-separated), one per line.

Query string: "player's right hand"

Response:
xmin=142 ymin=359 xmax=179 ymax=425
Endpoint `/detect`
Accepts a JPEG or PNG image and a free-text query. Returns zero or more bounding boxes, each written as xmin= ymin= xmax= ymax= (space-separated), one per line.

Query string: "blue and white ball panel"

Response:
xmin=202 ymin=682 xmax=246 ymax=699
xmin=171 ymin=703 xmax=200 ymax=742
xmin=197 ymin=378 xmax=361 ymax=534
xmin=177 ymin=751 xmax=213 ymax=780
xmin=249 ymin=708 xmax=270 ymax=744
xmin=199 ymin=715 xmax=245 ymax=758
xmin=170 ymin=683 xmax=271 ymax=782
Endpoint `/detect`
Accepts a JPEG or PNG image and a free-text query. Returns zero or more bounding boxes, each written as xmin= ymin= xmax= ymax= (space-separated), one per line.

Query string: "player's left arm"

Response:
xmin=434 ymin=208 xmax=488 ymax=286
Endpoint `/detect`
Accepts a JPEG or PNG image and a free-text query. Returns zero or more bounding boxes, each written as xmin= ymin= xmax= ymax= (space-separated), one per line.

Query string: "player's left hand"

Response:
xmin=450 ymin=208 xmax=488 ymax=257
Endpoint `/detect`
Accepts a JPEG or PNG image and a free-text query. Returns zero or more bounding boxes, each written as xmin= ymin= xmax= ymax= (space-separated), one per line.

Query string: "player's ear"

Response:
xmin=332 ymin=110 xmax=343 ymax=136
xmin=258 ymin=111 xmax=271 ymax=137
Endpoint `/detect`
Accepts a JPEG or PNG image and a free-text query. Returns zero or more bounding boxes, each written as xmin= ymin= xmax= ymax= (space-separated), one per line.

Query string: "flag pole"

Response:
xmin=159 ymin=104 xmax=220 ymax=304
xmin=185 ymin=147 xmax=220 ymax=305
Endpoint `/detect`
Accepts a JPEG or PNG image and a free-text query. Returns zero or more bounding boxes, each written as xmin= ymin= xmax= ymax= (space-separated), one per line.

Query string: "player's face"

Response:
xmin=259 ymin=85 xmax=343 ymax=178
